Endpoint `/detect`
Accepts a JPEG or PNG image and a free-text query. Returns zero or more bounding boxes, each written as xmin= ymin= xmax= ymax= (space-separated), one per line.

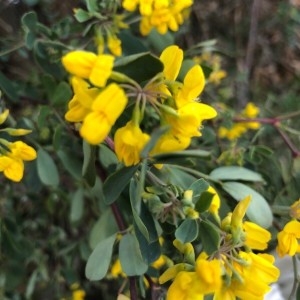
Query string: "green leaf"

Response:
xmin=37 ymin=147 xmax=59 ymax=186
xmin=140 ymin=126 xmax=169 ymax=159
xmin=21 ymin=11 xmax=38 ymax=32
xmin=57 ymin=149 xmax=82 ymax=180
xmin=188 ymin=178 xmax=209 ymax=202
xmin=0 ymin=71 xmax=19 ymax=102
xmin=134 ymin=223 xmax=161 ymax=265
xmin=210 ymin=166 xmax=264 ymax=182
xmin=114 ymin=52 xmax=164 ymax=83
xmin=33 ymin=41 xmax=64 ymax=78
xmin=69 ymin=188 xmax=84 ymax=223
xmin=119 ymin=30 xmax=148 ymax=55
xmin=74 ymin=8 xmax=93 ymax=22
xmin=175 ymin=218 xmax=198 ymax=243
xmin=198 ymin=221 xmax=220 ymax=255
xmin=119 ymin=233 xmax=148 ymax=276
xmin=152 ymin=149 xmax=211 ymax=165
xmin=89 ymin=209 xmax=118 ymax=249
xmin=98 ymin=144 xmax=118 ymax=169
xmin=103 ymin=165 xmax=139 ymax=205
xmin=222 ymin=181 xmax=273 ymax=228
xmin=195 ymin=191 xmax=214 ymax=213
xmin=130 ymin=179 xmax=149 ymax=241
xmin=146 ymin=30 xmax=175 ymax=53
xmin=51 ymin=82 xmax=72 ymax=106
xmin=85 ymin=234 xmax=116 ymax=281
xmin=86 ymin=0 xmax=98 ymax=12
xmin=82 ymin=141 xmax=96 ymax=186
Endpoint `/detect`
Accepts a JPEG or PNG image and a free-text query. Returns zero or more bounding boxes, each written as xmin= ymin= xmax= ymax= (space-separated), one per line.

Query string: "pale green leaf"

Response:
xmin=37 ymin=148 xmax=59 ymax=186
xmin=222 ymin=181 xmax=273 ymax=228
xmin=119 ymin=233 xmax=148 ymax=276
xmin=85 ymin=234 xmax=116 ymax=281
xmin=210 ymin=166 xmax=264 ymax=182
xmin=175 ymin=218 xmax=198 ymax=243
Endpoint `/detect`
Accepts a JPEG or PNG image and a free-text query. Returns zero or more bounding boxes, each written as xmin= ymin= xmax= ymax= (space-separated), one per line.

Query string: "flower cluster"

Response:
xmin=276 ymin=199 xmax=300 ymax=257
xmin=218 ymin=102 xmax=261 ymax=140
xmin=0 ymin=109 xmax=36 ymax=182
xmin=62 ymin=45 xmax=217 ymax=167
xmin=122 ymin=0 xmax=193 ymax=35
xmin=194 ymin=51 xmax=227 ymax=85
xmin=160 ymin=196 xmax=280 ymax=300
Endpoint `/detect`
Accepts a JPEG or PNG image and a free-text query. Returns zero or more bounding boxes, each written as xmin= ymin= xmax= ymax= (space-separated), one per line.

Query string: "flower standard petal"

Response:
xmin=160 ymin=45 xmax=183 ymax=80
xmin=62 ymin=51 xmax=97 ymax=78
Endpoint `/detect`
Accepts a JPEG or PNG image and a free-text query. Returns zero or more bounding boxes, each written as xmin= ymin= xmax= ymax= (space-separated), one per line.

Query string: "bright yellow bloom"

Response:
xmin=0 ymin=141 xmax=37 ymax=182
xmin=231 ymin=196 xmax=251 ymax=229
xmin=243 ymin=221 xmax=271 ymax=250
xmin=0 ymin=109 xmax=9 ymax=125
xmin=62 ymin=51 xmax=97 ymax=78
xmin=175 ymin=65 xmax=205 ymax=108
xmin=65 ymin=77 xmax=99 ymax=122
xmin=166 ymin=271 xmax=204 ymax=300
xmin=151 ymin=132 xmax=191 ymax=155
xmin=151 ymin=254 xmax=168 ymax=269
xmin=136 ymin=0 xmax=192 ymax=35
xmin=165 ymin=102 xmax=217 ymax=138
xmin=290 ymin=199 xmax=300 ymax=219
xmin=195 ymin=255 xmax=222 ymax=294
xmin=114 ymin=121 xmax=150 ymax=166
xmin=232 ymin=251 xmax=280 ymax=300
xmin=160 ymin=45 xmax=183 ymax=81
xmin=80 ymin=84 xmax=128 ymax=145
xmin=107 ymin=34 xmax=122 ymax=56
xmin=72 ymin=289 xmax=86 ymax=300
xmin=276 ymin=219 xmax=300 ymax=257
xmin=110 ymin=259 xmax=126 ymax=278
xmin=230 ymin=196 xmax=251 ymax=244
xmin=207 ymin=186 xmax=220 ymax=216
xmin=218 ymin=123 xmax=248 ymax=141
xmin=62 ymin=51 xmax=114 ymax=87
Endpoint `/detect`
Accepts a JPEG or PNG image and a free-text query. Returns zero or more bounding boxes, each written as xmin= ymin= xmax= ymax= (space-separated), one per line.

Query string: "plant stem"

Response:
xmin=288 ymin=256 xmax=299 ymax=300
xmin=129 ymin=277 xmax=138 ymax=300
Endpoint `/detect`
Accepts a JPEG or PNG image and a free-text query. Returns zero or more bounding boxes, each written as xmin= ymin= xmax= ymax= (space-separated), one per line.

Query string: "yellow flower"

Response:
xmin=166 ymin=271 xmax=204 ymax=300
xmin=175 ymin=65 xmax=205 ymax=108
xmin=72 ymin=289 xmax=86 ymax=300
xmin=195 ymin=254 xmax=222 ymax=294
xmin=110 ymin=259 xmax=126 ymax=278
xmin=114 ymin=121 xmax=150 ymax=166
xmin=207 ymin=186 xmax=220 ymax=216
xmin=62 ymin=51 xmax=114 ymax=87
xmin=0 ymin=109 xmax=9 ymax=125
xmin=65 ymin=77 xmax=99 ymax=122
xmin=0 ymin=141 xmax=36 ymax=182
xmin=208 ymin=70 xmax=227 ymax=85
xmin=107 ymin=34 xmax=122 ymax=56
xmin=165 ymin=102 xmax=217 ymax=139
xmin=243 ymin=221 xmax=271 ymax=250
xmin=276 ymin=219 xmax=300 ymax=257
xmin=289 ymin=199 xmax=300 ymax=219
xmin=230 ymin=196 xmax=251 ymax=244
xmin=80 ymin=84 xmax=128 ymax=145
xmin=232 ymin=251 xmax=280 ymax=300
xmin=151 ymin=131 xmax=191 ymax=155
xmin=62 ymin=50 xmax=97 ymax=78
xmin=160 ymin=45 xmax=183 ymax=81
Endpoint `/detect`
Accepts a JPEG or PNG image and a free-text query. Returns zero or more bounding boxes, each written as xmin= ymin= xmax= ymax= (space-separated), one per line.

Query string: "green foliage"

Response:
xmin=1 ymin=0 xmax=300 ymax=299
